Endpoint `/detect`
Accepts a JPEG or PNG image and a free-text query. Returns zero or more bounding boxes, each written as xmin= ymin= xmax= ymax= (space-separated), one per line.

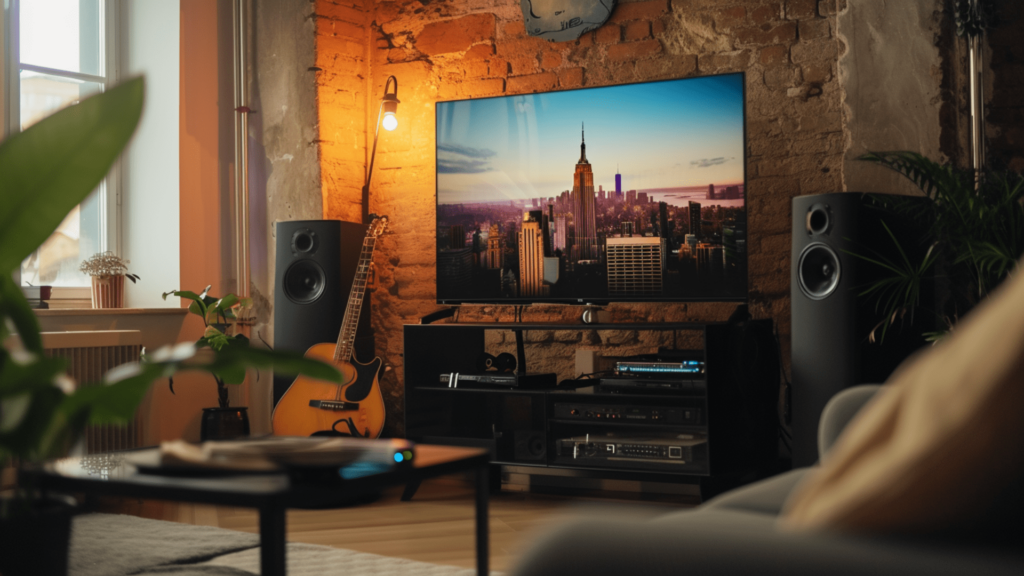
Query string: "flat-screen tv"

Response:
xmin=435 ymin=72 xmax=747 ymax=305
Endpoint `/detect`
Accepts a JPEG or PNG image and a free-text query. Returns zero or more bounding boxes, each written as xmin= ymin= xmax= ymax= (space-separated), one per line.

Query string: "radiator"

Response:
xmin=42 ymin=331 xmax=144 ymax=453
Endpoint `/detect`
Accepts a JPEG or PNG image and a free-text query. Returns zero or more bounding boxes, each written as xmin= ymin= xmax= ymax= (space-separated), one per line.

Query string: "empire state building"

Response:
xmin=571 ymin=124 xmax=598 ymax=262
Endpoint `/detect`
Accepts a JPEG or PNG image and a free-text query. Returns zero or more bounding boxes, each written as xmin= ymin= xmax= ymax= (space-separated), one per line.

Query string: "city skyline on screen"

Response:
xmin=436 ymin=73 xmax=745 ymax=207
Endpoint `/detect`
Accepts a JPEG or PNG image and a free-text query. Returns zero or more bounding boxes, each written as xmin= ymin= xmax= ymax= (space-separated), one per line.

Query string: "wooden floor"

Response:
xmin=99 ymin=475 xmax=695 ymax=572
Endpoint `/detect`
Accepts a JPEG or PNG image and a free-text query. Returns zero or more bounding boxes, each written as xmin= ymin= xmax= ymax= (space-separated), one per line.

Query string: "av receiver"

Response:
xmin=438 ymin=372 xmax=557 ymax=389
xmin=554 ymin=433 xmax=708 ymax=471
xmin=553 ymin=403 xmax=703 ymax=426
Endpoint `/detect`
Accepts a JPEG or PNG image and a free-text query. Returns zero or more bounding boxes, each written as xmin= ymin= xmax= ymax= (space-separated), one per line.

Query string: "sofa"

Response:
xmin=511 ymin=385 xmax=1024 ymax=575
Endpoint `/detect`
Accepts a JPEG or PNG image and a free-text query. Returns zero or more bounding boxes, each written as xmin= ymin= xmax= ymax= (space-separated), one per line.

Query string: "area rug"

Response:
xmin=70 ymin=513 xmax=498 ymax=576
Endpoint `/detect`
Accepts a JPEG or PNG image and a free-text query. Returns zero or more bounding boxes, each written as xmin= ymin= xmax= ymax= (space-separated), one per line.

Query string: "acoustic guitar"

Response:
xmin=272 ymin=216 xmax=389 ymax=438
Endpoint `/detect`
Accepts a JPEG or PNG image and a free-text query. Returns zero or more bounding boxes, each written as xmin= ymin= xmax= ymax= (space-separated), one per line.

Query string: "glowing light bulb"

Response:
xmin=382 ymin=112 xmax=398 ymax=131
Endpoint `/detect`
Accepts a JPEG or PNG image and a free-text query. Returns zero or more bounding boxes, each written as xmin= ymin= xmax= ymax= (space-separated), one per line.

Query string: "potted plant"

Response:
xmin=852 ymin=151 xmax=1024 ymax=342
xmin=0 ymin=79 xmax=340 ymax=574
xmin=161 ymin=286 xmax=259 ymax=440
xmin=79 ymin=251 xmax=140 ymax=308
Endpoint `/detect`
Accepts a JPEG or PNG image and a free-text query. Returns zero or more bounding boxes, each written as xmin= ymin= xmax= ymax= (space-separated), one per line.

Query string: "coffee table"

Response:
xmin=21 ymin=444 xmax=491 ymax=576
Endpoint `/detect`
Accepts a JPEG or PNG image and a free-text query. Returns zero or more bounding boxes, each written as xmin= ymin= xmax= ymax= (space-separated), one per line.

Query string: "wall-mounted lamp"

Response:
xmin=363 ymin=76 xmax=400 ymax=223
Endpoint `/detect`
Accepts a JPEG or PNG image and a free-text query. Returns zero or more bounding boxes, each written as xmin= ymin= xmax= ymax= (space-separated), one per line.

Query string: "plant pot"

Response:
xmin=90 ymin=274 xmax=125 ymax=308
xmin=200 ymin=407 xmax=251 ymax=441
xmin=0 ymin=498 xmax=74 ymax=575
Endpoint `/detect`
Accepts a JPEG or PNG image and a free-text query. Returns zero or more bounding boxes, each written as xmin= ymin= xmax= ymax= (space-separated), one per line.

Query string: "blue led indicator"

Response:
xmin=394 ymin=453 xmax=404 ymax=463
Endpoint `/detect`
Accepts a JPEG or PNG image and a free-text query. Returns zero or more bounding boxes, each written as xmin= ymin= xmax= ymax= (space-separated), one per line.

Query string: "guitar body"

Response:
xmin=272 ymin=342 xmax=386 ymax=438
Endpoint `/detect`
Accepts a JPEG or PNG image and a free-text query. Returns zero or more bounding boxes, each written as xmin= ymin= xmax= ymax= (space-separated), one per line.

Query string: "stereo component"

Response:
xmin=438 ymin=372 xmax=557 ymax=389
xmin=593 ymin=377 xmax=706 ymax=393
xmin=554 ymin=434 xmax=708 ymax=470
xmin=553 ymin=403 xmax=703 ymax=426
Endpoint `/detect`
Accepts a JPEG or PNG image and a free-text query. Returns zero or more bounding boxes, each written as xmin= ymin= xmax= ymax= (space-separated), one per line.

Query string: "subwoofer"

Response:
xmin=790 ymin=193 xmax=931 ymax=466
xmin=273 ymin=220 xmax=370 ymax=406
xmin=514 ymin=430 xmax=547 ymax=462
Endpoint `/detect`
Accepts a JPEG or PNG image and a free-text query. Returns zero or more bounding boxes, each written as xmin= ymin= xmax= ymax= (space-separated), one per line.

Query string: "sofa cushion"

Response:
xmin=699 ymin=468 xmax=808 ymax=515
xmin=781 ymin=262 xmax=1024 ymax=534
xmin=512 ymin=509 xmax=1024 ymax=576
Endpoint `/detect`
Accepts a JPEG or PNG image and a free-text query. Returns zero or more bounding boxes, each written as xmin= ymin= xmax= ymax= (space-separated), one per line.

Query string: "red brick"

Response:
xmin=596 ymin=24 xmax=622 ymax=44
xmin=624 ymin=21 xmax=651 ymax=41
xmin=636 ymin=54 xmax=697 ymax=79
xmin=504 ymin=20 xmax=526 ymax=38
xmin=652 ymin=17 xmax=668 ymax=36
xmin=576 ymin=32 xmax=594 ymax=47
xmin=818 ymin=0 xmax=847 ymax=16
xmin=328 ymin=18 xmax=367 ymax=40
xmin=750 ymin=4 xmax=782 ymax=26
xmin=509 ymin=56 xmax=540 ymax=76
xmin=558 ymin=67 xmax=584 ymax=88
xmin=488 ymin=58 xmax=510 ymax=77
xmin=464 ymin=78 xmax=506 ymax=96
xmin=464 ymin=44 xmax=496 ymax=60
xmin=735 ymin=22 xmax=798 ymax=46
xmin=786 ymin=0 xmax=818 ymax=20
xmin=541 ymin=51 xmax=563 ymax=70
xmin=507 ymin=72 xmax=559 ymax=94
xmin=714 ymin=6 xmax=747 ymax=29
xmin=763 ymin=66 xmax=801 ymax=90
xmin=791 ymin=38 xmax=838 ymax=64
xmin=416 ymin=13 xmax=496 ymax=56
xmin=799 ymin=19 xmax=831 ymax=39
xmin=802 ymin=62 xmax=832 ymax=83
xmin=760 ymin=45 xmax=789 ymax=67
xmin=610 ymin=0 xmax=670 ymax=23
xmin=319 ymin=2 xmax=366 ymax=25
xmin=464 ymin=60 xmax=490 ymax=79
xmin=607 ymin=39 xmax=662 ymax=61
xmin=496 ymin=37 xmax=547 ymax=58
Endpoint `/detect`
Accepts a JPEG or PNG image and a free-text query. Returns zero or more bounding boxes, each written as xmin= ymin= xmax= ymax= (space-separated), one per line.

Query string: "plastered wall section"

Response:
xmin=838 ymin=0 xmax=944 ymax=195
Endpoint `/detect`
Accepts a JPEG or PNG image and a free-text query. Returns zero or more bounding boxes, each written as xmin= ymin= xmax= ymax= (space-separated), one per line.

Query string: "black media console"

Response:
xmin=403 ymin=320 xmax=779 ymax=500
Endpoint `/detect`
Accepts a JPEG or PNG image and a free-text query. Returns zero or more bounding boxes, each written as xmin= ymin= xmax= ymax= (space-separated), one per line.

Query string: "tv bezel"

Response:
xmin=434 ymin=71 xmax=749 ymax=306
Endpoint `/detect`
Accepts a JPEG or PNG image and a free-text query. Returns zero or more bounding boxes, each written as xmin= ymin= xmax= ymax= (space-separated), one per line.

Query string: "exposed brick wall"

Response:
xmin=315 ymin=0 xmax=847 ymax=435
xmin=315 ymin=0 xmax=371 ymax=222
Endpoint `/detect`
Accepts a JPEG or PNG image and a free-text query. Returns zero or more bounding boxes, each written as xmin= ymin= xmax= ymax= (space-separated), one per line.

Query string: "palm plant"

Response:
xmin=853 ymin=151 xmax=1024 ymax=341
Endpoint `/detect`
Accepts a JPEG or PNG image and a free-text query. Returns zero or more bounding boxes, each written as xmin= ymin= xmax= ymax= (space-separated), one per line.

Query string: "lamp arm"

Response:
xmin=363 ymin=98 xmax=386 ymax=224
xmin=362 ymin=76 xmax=399 ymax=224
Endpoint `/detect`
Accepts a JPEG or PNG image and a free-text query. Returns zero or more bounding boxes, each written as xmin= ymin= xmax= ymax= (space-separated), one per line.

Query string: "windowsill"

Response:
xmin=35 ymin=308 xmax=189 ymax=317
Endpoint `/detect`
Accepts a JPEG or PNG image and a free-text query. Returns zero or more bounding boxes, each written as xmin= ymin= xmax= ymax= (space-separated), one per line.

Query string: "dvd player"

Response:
xmin=595 ymin=376 xmax=706 ymax=392
xmin=438 ymin=372 xmax=557 ymax=389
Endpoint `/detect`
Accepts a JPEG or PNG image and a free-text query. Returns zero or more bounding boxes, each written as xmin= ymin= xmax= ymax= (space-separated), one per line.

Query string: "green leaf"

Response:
xmin=163 ymin=288 xmax=210 ymax=320
xmin=0 ymin=275 xmax=43 ymax=353
xmin=0 ymin=77 xmax=145 ymax=275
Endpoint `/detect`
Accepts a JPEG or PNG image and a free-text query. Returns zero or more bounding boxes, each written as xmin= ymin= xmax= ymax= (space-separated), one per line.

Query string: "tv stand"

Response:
xmin=419 ymin=306 xmax=458 ymax=325
xmin=403 ymin=319 xmax=779 ymax=501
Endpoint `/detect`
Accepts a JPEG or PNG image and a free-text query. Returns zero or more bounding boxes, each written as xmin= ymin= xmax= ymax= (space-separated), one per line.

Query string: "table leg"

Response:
xmin=475 ymin=464 xmax=490 ymax=576
xmin=260 ymin=501 xmax=287 ymax=576
xmin=401 ymin=479 xmax=422 ymax=501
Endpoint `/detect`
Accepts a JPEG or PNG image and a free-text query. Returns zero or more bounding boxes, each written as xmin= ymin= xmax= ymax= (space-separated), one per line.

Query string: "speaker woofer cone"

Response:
xmin=798 ymin=243 xmax=841 ymax=300
xmin=283 ymin=260 xmax=326 ymax=304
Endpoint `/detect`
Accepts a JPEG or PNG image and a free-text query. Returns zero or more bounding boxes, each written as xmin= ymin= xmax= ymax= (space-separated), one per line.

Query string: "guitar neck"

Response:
xmin=333 ymin=236 xmax=376 ymax=362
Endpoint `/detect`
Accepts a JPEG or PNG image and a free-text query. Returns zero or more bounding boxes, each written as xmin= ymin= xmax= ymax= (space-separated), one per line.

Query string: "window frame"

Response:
xmin=5 ymin=0 xmax=121 ymax=292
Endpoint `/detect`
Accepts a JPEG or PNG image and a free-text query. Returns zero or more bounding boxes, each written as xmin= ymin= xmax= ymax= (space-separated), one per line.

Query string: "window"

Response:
xmin=7 ymin=0 xmax=117 ymax=288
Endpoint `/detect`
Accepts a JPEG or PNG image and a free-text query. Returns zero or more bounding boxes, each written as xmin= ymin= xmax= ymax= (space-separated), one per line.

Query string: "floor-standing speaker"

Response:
xmin=790 ymin=193 xmax=930 ymax=466
xmin=273 ymin=220 xmax=370 ymax=406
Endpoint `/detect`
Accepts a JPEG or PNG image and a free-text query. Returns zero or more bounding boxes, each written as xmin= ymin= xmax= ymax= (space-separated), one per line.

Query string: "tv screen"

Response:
xmin=435 ymin=72 xmax=747 ymax=305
